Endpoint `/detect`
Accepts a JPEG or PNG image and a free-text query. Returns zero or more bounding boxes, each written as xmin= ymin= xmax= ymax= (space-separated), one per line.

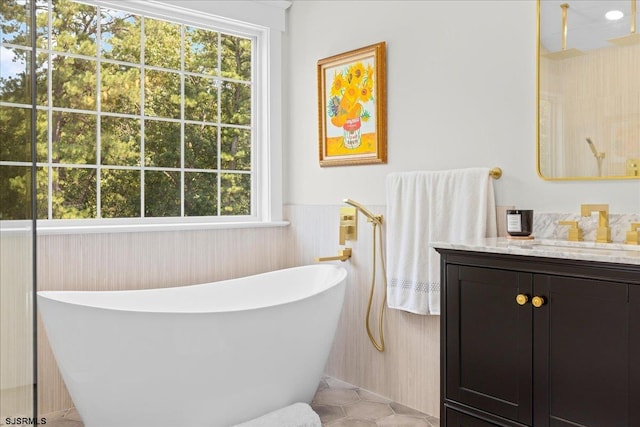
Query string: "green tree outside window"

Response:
xmin=1 ymin=0 xmax=253 ymax=220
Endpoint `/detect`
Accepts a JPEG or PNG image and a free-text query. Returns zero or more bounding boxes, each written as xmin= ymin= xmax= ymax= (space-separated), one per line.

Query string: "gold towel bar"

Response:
xmin=489 ymin=167 xmax=502 ymax=179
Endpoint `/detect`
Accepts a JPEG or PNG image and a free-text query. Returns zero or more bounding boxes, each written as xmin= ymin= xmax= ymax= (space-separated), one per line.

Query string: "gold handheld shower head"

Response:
xmin=586 ymin=137 xmax=605 ymax=177
xmin=586 ymin=138 xmax=605 ymax=159
xmin=586 ymin=137 xmax=598 ymax=157
xmin=343 ymin=199 xmax=382 ymax=225
xmin=342 ymin=198 xmax=387 ymax=352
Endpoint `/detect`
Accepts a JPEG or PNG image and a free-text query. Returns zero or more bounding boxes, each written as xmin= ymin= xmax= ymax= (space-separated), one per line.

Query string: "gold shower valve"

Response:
xmin=627 ymin=159 xmax=640 ymax=176
xmin=339 ymin=207 xmax=357 ymax=245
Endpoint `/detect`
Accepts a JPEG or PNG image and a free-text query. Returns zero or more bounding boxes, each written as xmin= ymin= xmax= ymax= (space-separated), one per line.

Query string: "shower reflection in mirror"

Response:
xmin=537 ymin=0 xmax=640 ymax=180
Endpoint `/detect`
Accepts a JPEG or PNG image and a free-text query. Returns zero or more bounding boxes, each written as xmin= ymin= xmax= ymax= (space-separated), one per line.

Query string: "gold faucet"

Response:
xmin=558 ymin=220 xmax=583 ymax=241
xmin=626 ymin=222 xmax=640 ymax=245
xmin=315 ymin=248 xmax=352 ymax=262
xmin=580 ymin=204 xmax=611 ymax=243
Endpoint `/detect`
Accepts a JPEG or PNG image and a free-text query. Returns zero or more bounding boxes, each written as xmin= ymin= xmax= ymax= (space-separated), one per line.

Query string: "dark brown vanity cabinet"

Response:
xmin=437 ymin=249 xmax=640 ymax=427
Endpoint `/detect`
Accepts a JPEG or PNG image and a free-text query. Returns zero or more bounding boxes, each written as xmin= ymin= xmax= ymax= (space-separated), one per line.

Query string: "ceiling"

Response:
xmin=540 ymin=0 xmax=638 ymax=52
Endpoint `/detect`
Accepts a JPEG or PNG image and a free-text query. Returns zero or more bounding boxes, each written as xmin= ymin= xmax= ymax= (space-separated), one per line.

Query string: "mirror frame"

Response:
xmin=536 ymin=0 xmax=640 ymax=181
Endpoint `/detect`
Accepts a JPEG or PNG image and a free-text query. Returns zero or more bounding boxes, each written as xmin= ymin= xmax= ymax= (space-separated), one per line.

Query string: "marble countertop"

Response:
xmin=432 ymin=237 xmax=640 ymax=266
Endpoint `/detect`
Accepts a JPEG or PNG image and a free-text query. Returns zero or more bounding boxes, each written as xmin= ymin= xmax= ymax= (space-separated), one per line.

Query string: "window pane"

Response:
xmin=6 ymin=51 xmax=52 ymax=106
xmin=36 ymin=166 xmax=47 ymax=219
xmin=185 ymin=123 xmax=216 ymax=170
xmin=0 ymin=46 xmax=30 ymax=104
xmin=220 ymin=173 xmax=250 ymax=215
xmin=101 ymin=62 xmax=140 ymax=114
xmin=51 ymin=0 xmax=97 ymax=56
xmin=144 ymin=120 xmax=179 ymax=168
xmin=144 ymin=17 xmax=180 ymax=69
xmin=35 ymin=0 xmax=49 ymax=50
xmin=51 ymin=54 xmax=96 ymax=109
xmin=0 ymin=105 xmax=31 ymax=162
xmin=52 ymin=111 xmax=96 ymax=164
xmin=144 ymin=69 xmax=180 ymax=119
xmin=0 ymin=165 xmax=32 ymax=220
xmin=144 ymin=170 xmax=179 ymax=217
xmin=221 ymin=33 xmax=251 ymax=81
xmin=36 ymin=109 xmax=47 ymax=162
xmin=101 ymin=116 xmax=140 ymax=166
xmin=2 ymin=2 xmax=256 ymax=222
xmin=185 ymin=172 xmax=216 ymax=216
xmin=221 ymin=127 xmax=250 ymax=171
xmin=51 ymin=166 xmax=97 ymax=219
xmin=184 ymin=75 xmax=218 ymax=122
xmin=220 ymin=81 xmax=250 ymax=125
xmin=101 ymin=168 xmax=140 ymax=218
xmin=1 ymin=0 xmax=31 ymax=46
xmin=35 ymin=52 xmax=48 ymax=105
xmin=101 ymin=9 xmax=140 ymax=63
xmin=185 ymin=26 xmax=218 ymax=75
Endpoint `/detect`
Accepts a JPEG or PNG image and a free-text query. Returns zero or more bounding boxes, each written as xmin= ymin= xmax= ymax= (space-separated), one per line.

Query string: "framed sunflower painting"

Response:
xmin=317 ymin=42 xmax=387 ymax=166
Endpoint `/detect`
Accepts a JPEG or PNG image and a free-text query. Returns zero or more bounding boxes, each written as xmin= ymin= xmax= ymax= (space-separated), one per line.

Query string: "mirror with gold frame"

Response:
xmin=537 ymin=0 xmax=640 ymax=180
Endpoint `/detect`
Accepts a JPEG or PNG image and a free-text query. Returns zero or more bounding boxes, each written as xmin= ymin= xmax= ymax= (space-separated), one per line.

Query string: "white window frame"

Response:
xmin=1 ymin=0 xmax=288 ymax=234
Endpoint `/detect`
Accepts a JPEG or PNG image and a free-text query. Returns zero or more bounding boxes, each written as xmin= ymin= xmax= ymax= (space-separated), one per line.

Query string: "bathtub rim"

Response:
xmin=37 ymin=264 xmax=347 ymax=315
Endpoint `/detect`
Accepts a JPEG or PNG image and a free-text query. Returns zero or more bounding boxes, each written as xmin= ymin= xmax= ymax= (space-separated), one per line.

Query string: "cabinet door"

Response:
xmin=533 ymin=275 xmax=629 ymax=427
xmin=445 ymin=265 xmax=533 ymax=425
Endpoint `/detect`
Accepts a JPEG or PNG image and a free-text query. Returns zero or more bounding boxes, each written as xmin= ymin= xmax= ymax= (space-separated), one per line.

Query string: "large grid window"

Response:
xmin=1 ymin=0 xmax=255 ymax=220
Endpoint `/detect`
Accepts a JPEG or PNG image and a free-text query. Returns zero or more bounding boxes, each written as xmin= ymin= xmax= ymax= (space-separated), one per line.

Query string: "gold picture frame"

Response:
xmin=317 ymin=42 xmax=387 ymax=167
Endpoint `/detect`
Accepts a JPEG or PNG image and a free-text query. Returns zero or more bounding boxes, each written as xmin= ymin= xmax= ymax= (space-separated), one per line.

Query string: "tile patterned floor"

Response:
xmin=311 ymin=376 xmax=439 ymax=426
xmin=42 ymin=376 xmax=440 ymax=426
xmin=43 ymin=407 xmax=83 ymax=427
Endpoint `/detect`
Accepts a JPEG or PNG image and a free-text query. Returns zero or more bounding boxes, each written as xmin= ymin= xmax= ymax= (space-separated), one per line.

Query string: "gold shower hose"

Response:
xmin=366 ymin=219 xmax=387 ymax=352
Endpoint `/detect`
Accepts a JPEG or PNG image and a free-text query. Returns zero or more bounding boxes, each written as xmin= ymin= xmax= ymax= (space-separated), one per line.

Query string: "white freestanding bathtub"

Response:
xmin=38 ymin=265 xmax=347 ymax=427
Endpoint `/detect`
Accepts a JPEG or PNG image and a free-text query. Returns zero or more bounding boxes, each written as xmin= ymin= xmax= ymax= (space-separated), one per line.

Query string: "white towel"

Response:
xmin=386 ymin=168 xmax=497 ymax=315
xmin=232 ymin=402 xmax=321 ymax=427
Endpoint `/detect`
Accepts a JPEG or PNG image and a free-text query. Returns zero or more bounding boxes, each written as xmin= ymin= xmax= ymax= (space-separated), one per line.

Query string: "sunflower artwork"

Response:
xmin=317 ymin=42 xmax=386 ymax=166
xmin=327 ymin=61 xmax=375 ymax=152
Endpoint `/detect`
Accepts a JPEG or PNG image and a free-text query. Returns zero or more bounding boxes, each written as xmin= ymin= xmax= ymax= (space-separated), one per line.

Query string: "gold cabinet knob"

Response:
xmin=516 ymin=294 xmax=529 ymax=305
xmin=532 ymin=296 xmax=546 ymax=308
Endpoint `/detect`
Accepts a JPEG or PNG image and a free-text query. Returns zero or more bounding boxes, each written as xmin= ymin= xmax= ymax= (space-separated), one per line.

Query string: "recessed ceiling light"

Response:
xmin=605 ymin=10 xmax=624 ymax=20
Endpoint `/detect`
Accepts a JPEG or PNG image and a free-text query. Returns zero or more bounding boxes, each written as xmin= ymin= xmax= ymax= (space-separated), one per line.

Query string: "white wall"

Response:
xmin=283 ymin=0 xmax=640 ymax=213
